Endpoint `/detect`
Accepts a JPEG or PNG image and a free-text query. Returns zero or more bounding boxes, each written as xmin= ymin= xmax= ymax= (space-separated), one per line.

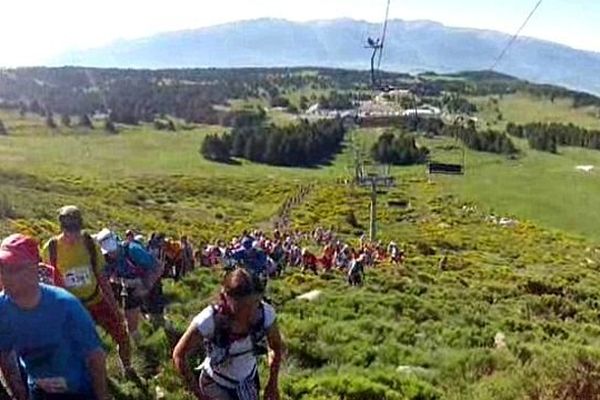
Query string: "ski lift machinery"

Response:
xmin=364 ymin=0 xmax=465 ymax=177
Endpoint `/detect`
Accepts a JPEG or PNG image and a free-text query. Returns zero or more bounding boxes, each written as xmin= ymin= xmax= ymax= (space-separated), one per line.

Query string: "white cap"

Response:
xmin=94 ymin=228 xmax=118 ymax=254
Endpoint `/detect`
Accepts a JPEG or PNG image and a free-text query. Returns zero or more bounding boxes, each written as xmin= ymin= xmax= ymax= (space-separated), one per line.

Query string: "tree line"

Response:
xmin=370 ymin=118 xmax=516 ymax=167
xmin=0 ymin=67 xmax=402 ymax=126
xmin=442 ymin=122 xmax=517 ymax=155
xmin=395 ymin=115 xmax=517 ymax=155
xmin=317 ymin=91 xmax=354 ymax=110
xmin=507 ymin=122 xmax=600 ymax=153
xmin=371 ymin=130 xmax=429 ymax=165
xmin=201 ymin=112 xmax=346 ymax=167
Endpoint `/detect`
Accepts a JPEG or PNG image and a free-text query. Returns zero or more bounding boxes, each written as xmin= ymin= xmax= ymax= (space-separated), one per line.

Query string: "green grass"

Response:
xmin=424 ymin=136 xmax=600 ymax=240
xmin=471 ymin=92 xmax=600 ymax=131
xmin=5 ymin=99 xmax=600 ymax=400
xmin=0 ymin=109 xmax=351 ymax=240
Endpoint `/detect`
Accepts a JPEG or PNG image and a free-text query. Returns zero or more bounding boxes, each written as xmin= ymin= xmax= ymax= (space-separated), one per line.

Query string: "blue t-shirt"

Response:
xmin=106 ymin=242 xmax=157 ymax=279
xmin=0 ymin=285 xmax=102 ymax=396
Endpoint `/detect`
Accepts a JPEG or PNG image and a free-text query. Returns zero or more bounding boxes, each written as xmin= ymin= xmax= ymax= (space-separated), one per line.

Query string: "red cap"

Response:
xmin=0 ymin=234 xmax=41 ymax=267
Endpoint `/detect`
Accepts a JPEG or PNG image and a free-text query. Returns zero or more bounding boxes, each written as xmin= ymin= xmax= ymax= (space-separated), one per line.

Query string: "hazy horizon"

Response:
xmin=1 ymin=0 xmax=599 ymax=67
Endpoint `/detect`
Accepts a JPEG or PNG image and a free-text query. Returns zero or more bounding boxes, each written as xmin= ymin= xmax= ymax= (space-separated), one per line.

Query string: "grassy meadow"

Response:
xmin=3 ymin=86 xmax=600 ymax=400
xmin=471 ymin=92 xmax=600 ymax=131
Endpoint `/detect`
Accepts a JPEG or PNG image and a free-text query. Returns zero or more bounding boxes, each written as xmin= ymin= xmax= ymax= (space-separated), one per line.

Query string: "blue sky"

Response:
xmin=0 ymin=0 xmax=598 ymax=66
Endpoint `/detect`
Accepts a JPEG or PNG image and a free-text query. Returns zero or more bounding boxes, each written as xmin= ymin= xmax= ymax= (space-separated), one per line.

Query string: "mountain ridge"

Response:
xmin=50 ymin=18 xmax=600 ymax=94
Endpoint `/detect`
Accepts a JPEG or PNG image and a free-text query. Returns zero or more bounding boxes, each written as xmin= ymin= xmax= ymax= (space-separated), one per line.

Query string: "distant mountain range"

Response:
xmin=51 ymin=18 xmax=600 ymax=95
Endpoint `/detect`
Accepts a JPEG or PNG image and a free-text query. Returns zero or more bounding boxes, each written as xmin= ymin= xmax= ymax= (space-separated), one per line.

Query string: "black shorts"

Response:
xmin=142 ymin=281 xmax=165 ymax=315
xmin=111 ymin=282 xmax=143 ymax=310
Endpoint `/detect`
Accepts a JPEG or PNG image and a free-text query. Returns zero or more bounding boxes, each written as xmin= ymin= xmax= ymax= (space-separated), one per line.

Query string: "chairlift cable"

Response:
xmin=489 ymin=0 xmax=543 ymax=71
xmin=376 ymin=0 xmax=392 ymax=72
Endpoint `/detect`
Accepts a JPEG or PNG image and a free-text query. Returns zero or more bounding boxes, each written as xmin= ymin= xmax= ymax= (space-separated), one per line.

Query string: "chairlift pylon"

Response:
xmin=365 ymin=0 xmax=392 ymax=91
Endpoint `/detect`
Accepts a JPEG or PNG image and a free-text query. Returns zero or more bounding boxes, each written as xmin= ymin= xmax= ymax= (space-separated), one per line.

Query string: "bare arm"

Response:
xmin=264 ymin=322 xmax=285 ymax=400
xmin=0 ymin=351 xmax=27 ymax=400
xmin=172 ymin=323 xmax=206 ymax=400
xmin=96 ymin=274 xmax=121 ymax=313
xmin=87 ymin=349 xmax=109 ymax=400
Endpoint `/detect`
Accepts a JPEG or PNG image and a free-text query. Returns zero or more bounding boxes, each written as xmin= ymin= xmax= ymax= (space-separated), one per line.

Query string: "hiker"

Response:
xmin=269 ymin=242 xmax=285 ymax=276
xmin=0 ymin=234 xmax=108 ymax=400
xmin=348 ymin=254 xmax=366 ymax=286
xmin=231 ymin=238 xmax=268 ymax=292
xmin=36 ymin=262 xmax=63 ymax=287
xmin=335 ymin=246 xmax=351 ymax=270
xmin=180 ymin=235 xmax=195 ymax=277
xmin=320 ymin=243 xmax=335 ymax=272
xmin=173 ymin=268 xmax=284 ymax=400
xmin=134 ymin=234 xmax=146 ymax=246
xmin=301 ymin=248 xmax=318 ymax=275
xmin=388 ymin=242 xmax=405 ymax=265
xmin=124 ymin=229 xmax=135 ymax=243
xmin=147 ymin=232 xmax=167 ymax=269
xmin=96 ymin=228 xmax=163 ymax=342
xmin=41 ymin=205 xmax=133 ymax=375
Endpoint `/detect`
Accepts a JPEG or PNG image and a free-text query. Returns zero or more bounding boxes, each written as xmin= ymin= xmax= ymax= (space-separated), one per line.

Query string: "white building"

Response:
xmin=401 ymin=106 xmax=441 ymax=118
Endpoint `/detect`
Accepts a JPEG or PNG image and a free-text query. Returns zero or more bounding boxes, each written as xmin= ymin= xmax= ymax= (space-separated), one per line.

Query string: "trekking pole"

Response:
xmin=120 ymin=278 xmax=128 ymax=309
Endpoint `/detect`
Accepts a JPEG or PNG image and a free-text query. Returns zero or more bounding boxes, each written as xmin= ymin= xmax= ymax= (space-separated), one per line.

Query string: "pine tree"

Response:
xmin=61 ymin=114 xmax=71 ymax=127
xmin=79 ymin=114 xmax=94 ymax=129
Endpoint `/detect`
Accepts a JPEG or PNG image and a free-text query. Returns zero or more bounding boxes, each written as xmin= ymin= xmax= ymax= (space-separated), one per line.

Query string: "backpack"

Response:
xmin=48 ymin=232 xmax=100 ymax=305
xmin=205 ymin=303 xmax=268 ymax=369
xmin=122 ymin=241 xmax=158 ymax=278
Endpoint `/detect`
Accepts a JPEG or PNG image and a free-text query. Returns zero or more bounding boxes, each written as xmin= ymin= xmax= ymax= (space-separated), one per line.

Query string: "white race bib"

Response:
xmin=63 ymin=266 xmax=93 ymax=288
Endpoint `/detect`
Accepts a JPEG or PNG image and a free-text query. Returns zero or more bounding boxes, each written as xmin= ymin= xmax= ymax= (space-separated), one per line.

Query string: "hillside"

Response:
xmin=51 ymin=18 xmax=600 ymax=95
xmin=2 ymin=106 xmax=600 ymax=399
xmin=3 ymin=67 xmax=600 ymax=399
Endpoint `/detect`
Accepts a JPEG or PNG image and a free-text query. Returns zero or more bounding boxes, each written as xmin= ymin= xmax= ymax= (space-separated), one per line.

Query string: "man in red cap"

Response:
xmin=0 ymin=234 xmax=108 ymax=400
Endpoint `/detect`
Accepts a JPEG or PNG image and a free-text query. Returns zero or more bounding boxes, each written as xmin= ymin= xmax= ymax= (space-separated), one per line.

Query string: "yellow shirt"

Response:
xmin=41 ymin=234 xmax=106 ymax=306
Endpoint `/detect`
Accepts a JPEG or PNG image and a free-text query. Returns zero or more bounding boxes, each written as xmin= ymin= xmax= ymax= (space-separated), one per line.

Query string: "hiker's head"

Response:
xmin=125 ymin=229 xmax=134 ymax=241
xmin=0 ymin=234 xmax=40 ymax=296
xmin=95 ymin=228 xmax=119 ymax=259
xmin=58 ymin=205 xmax=83 ymax=234
xmin=241 ymin=237 xmax=253 ymax=250
xmin=220 ymin=268 xmax=260 ymax=316
xmin=155 ymin=233 xmax=166 ymax=245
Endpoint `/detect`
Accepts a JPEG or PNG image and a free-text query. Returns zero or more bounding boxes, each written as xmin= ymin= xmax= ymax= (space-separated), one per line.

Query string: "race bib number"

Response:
xmin=63 ymin=266 xmax=93 ymax=288
xmin=35 ymin=377 xmax=68 ymax=393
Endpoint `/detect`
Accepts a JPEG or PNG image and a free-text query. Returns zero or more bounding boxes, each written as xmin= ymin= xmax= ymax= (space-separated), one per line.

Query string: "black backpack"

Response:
xmin=205 ymin=303 xmax=268 ymax=368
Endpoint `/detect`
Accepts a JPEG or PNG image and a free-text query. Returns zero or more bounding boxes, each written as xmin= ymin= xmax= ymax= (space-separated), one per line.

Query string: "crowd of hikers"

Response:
xmin=0 ymin=206 xmax=405 ymax=400
xmin=199 ymin=227 xmax=405 ymax=287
